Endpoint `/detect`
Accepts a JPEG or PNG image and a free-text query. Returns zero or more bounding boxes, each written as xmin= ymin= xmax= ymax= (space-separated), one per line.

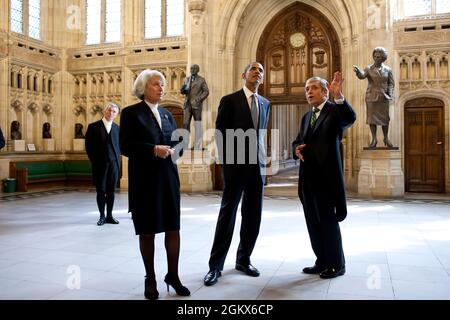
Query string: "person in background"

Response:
xmin=85 ymin=103 xmax=121 ymax=226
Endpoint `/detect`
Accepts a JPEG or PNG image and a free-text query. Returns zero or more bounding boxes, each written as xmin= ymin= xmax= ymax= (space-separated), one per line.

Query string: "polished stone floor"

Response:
xmin=1 ymin=189 xmax=450 ymax=300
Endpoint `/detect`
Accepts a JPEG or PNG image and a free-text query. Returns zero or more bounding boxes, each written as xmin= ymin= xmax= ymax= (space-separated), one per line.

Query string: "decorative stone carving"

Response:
xmin=188 ymin=0 xmax=206 ymax=25
xmin=90 ymin=105 xmax=102 ymax=115
xmin=11 ymin=100 xmax=23 ymax=111
xmin=27 ymin=102 xmax=39 ymax=113
xmin=43 ymin=104 xmax=53 ymax=115
xmin=73 ymin=105 xmax=85 ymax=116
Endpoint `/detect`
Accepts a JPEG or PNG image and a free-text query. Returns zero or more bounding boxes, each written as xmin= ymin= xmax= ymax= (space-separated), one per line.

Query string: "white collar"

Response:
xmin=102 ymin=118 xmax=113 ymax=126
xmin=313 ymin=100 xmax=327 ymax=111
xmin=144 ymin=100 xmax=159 ymax=111
xmin=243 ymin=85 xmax=257 ymax=99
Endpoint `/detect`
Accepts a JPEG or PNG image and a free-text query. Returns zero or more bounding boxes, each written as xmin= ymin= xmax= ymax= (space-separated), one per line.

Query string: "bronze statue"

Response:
xmin=42 ymin=122 xmax=52 ymax=139
xmin=74 ymin=123 xmax=85 ymax=139
xmin=10 ymin=120 xmax=22 ymax=140
xmin=180 ymin=64 xmax=209 ymax=150
xmin=353 ymin=47 xmax=394 ymax=148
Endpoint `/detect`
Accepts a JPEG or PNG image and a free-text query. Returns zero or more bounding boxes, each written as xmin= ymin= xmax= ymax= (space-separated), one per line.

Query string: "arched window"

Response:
xmin=397 ymin=0 xmax=450 ymax=18
xmin=86 ymin=0 xmax=121 ymax=45
xmin=144 ymin=0 xmax=184 ymax=39
xmin=10 ymin=0 xmax=41 ymax=39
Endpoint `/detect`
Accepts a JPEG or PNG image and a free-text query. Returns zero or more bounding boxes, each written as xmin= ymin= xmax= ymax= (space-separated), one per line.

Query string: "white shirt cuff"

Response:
xmin=334 ymin=97 xmax=345 ymax=104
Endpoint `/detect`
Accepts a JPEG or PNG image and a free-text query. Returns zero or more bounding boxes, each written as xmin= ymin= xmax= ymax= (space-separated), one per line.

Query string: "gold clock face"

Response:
xmin=290 ymin=32 xmax=306 ymax=48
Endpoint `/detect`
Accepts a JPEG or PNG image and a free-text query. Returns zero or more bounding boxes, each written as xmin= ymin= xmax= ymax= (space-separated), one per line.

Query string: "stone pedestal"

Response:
xmin=73 ymin=139 xmax=85 ymax=151
xmin=178 ymin=149 xmax=213 ymax=192
xmin=11 ymin=140 xmax=25 ymax=151
xmin=43 ymin=139 xmax=55 ymax=151
xmin=358 ymin=149 xmax=404 ymax=197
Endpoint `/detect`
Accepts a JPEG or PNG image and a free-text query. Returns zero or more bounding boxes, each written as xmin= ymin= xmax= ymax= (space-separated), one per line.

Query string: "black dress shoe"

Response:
xmin=319 ymin=267 xmax=346 ymax=279
xmin=235 ymin=263 xmax=260 ymax=277
xmin=204 ymin=269 xmax=222 ymax=286
xmin=97 ymin=217 xmax=106 ymax=226
xmin=302 ymin=265 xmax=326 ymax=274
xmin=105 ymin=217 xmax=119 ymax=224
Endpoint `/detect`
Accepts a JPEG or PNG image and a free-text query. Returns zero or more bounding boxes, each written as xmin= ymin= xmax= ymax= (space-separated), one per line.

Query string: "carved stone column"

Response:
xmin=119 ymin=67 xmax=136 ymax=190
xmin=178 ymin=0 xmax=213 ymax=192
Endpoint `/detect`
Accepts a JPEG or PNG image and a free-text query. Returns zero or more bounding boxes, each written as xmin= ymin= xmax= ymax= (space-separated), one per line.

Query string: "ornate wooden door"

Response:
xmin=256 ymin=2 xmax=341 ymax=161
xmin=405 ymin=98 xmax=445 ymax=193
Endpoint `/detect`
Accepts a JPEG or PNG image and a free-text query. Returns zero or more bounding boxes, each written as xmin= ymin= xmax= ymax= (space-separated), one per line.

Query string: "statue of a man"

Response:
xmin=74 ymin=123 xmax=85 ymax=139
xmin=11 ymin=120 xmax=22 ymax=140
xmin=353 ymin=47 xmax=394 ymax=148
xmin=180 ymin=64 xmax=209 ymax=150
xmin=42 ymin=122 xmax=52 ymax=139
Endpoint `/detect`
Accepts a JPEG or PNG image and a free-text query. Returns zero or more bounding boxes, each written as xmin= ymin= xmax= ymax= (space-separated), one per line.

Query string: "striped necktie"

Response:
xmin=310 ymin=107 xmax=320 ymax=127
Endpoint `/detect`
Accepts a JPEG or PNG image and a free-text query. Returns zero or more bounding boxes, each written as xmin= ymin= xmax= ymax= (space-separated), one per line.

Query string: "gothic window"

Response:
xmin=105 ymin=0 xmax=121 ymax=42
xmin=86 ymin=0 xmax=121 ymax=45
xmin=166 ymin=0 xmax=184 ymax=36
xmin=144 ymin=0 xmax=184 ymax=39
xmin=399 ymin=0 xmax=450 ymax=18
xmin=10 ymin=0 xmax=23 ymax=34
xmin=28 ymin=0 xmax=40 ymax=39
xmin=10 ymin=0 xmax=41 ymax=39
xmin=436 ymin=0 xmax=450 ymax=14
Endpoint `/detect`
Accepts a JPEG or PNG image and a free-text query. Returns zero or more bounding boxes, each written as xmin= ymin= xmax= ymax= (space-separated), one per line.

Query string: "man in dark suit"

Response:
xmin=292 ymin=72 xmax=356 ymax=279
xmin=0 ymin=127 xmax=5 ymax=150
xmin=204 ymin=62 xmax=271 ymax=286
xmin=85 ymin=103 xmax=121 ymax=226
xmin=180 ymin=64 xmax=209 ymax=150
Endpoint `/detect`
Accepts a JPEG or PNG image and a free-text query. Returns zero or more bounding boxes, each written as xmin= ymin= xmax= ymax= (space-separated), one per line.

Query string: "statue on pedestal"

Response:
xmin=180 ymin=64 xmax=209 ymax=150
xmin=10 ymin=120 xmax=22 ymax=140
xmin=353 ymin=47 xmax=395 ymax=148
xmin=42 ymin=122 xmax=52 ymax=139
xmin=74 ymin=123 xmax=85 ymax=139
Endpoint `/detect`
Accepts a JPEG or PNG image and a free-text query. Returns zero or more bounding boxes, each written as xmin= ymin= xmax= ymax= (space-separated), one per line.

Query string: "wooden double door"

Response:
xmin=405 ymin=98 xmax=445 ymax=193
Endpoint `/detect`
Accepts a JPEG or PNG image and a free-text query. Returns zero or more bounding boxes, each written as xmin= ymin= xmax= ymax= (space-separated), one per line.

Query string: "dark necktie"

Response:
xmin=310 ymin=107 xmax=320 ymax=127
xmin=187 ymin=76 xmax=194 ymax=100
xmin=251 ymin=94 xmax=259 ymax=129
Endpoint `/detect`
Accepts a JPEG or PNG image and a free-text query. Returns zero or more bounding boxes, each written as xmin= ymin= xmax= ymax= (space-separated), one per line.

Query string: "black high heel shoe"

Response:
xmin=164 ymin=274 xmax=190 ymax=296
xmin=144 ymin=277 xmax=159 ymax=300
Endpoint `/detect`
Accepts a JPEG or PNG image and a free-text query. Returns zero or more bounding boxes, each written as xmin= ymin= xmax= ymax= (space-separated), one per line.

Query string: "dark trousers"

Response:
xmin=208 ymin=165 xmax=263 ymax=270
xmin=183 ymin=105 xmax=202 ymax=149
xmin=94 ymin=162 xmax=119 ymax=218
xmin=301 ymin=186 xmax=345 ymax=269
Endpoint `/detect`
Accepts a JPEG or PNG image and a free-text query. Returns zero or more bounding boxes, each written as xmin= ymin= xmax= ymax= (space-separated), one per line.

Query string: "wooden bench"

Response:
xmin=9 ymin=160 xmax=92 ymax=192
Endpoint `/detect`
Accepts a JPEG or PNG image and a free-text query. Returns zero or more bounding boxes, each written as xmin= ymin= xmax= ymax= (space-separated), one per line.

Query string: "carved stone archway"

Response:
xmin=256 ymin=2 xmax=341 ymax=163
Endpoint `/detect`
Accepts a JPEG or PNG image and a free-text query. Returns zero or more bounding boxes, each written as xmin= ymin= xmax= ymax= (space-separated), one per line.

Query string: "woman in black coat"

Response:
xmin=120 ymin=69 xmax=189 ymax=300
